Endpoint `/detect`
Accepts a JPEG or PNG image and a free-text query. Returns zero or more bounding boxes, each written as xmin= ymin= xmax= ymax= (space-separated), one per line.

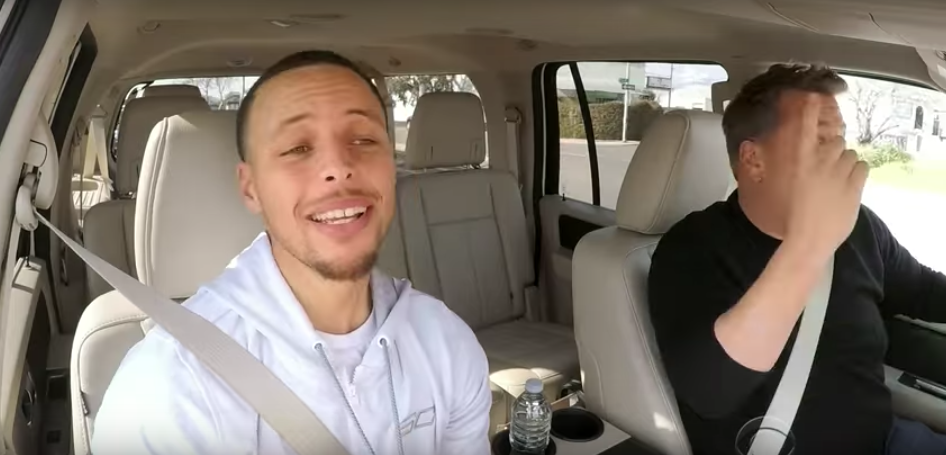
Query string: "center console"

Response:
xmin=491 ymin=406 xmax=661 ymax=455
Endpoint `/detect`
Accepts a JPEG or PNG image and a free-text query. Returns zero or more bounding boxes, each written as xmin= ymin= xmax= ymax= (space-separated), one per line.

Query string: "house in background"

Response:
xmin=556 ymin=62 xmax=725 ymax=110
xmin=838 ymin=75 xmax=946 ymax=157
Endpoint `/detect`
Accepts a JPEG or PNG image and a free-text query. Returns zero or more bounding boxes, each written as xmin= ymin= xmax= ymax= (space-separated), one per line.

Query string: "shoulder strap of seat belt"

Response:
xmin=89 ymin=116 xmax=113 ymax=192
xmin=748 ymin=256 xmax=835 ymax=455
xmin=504 ymin=106 xmax=521 ymax=187
xmin=33 ymin=212 xmax=350 ymax=455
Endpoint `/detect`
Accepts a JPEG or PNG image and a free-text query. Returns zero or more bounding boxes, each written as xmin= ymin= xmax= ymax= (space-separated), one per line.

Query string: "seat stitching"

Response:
xmin=426 ymin=215 xmax=493 ymax=227
xmin=620 ymin=239 xmax=691 ymax=452
xmin=140 ymin=119 xmax=169 ymax=285
xmin=487 ymin=180 xmax=516 ymax=322
xmin=417 ymin=184 xmax=445 ymax=299
xmin=463 ymin=225 xmax=486 ymax=328
xmin=646 ymin=113 xmax=691 ymax=234
xmin=77 ymin=314 xmax=149 ymax=339
xmin=74 ymin=313 xmax=149 ymax=454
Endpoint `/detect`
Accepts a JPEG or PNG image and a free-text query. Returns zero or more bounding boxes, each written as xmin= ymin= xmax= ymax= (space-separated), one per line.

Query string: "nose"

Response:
xmin=317 ymin=143 xmax=355 ymax=182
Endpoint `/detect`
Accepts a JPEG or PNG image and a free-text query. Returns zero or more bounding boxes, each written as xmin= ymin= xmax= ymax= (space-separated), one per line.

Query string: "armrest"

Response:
xmin=885 ymin=365 xmax=946 ymax=433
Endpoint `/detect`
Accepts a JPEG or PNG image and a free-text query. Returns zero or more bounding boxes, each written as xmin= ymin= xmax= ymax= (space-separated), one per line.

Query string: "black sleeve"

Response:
xmin=863 ymin=206 xmax=946 ymax=323
xmin=648 ymin=217 xmax=769 ymax=419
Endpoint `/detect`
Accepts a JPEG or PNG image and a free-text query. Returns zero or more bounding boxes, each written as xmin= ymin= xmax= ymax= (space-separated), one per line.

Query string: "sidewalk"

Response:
xmin=560 ymin=138 xmax=641 ymax=146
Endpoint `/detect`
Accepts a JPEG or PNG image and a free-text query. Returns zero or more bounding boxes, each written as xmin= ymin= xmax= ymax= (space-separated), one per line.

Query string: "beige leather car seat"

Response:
xmin=139 ymin=84 xmax=203 ymax=98
xmin=71 ymin=111 xmax=263 ymax=455
xmin=83 ymin=94 xmax=209 ymax=299
xmin=394 ymin=92 xmax=579 ymax=405
xmin=572 ymin=109 xmax=733 ymax=455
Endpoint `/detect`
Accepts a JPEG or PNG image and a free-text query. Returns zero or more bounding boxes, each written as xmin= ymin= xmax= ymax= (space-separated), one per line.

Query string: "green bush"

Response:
xmin=558 ymin=98 xmax=664 ymax=141
xmin=589 ymin=102 xmax=625 ymax=140
xmin=559 ymin=98 xmax=585 ymax=139
xmin=856 ymin=143 xmax=913 ymax=168
xmin=624 ymin=100 xmax=663 ymax=141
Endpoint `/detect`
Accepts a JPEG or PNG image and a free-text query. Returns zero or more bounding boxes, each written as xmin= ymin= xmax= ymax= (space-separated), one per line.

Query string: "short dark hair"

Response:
xmin=722 ymin=63 xmax=847 ymax=164
xmin=236 ymin=50 xmax=387 ymax=161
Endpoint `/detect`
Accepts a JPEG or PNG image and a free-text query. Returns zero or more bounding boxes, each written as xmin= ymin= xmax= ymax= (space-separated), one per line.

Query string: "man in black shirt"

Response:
xmin=648 ymin=63 xmax=946 ymax=455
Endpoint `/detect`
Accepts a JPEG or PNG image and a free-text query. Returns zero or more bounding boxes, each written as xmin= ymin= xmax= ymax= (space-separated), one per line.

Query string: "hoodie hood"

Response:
xmin=201 ymin=232 xmax=412 ymax=368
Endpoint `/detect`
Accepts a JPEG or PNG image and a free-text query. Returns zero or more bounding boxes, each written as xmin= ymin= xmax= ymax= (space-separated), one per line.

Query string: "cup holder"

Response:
xmin=734 ymin=416 xmax=796 ymax=455
xmin=550 ymin=408 xmax=604 ymax=442
xmin=491 ymin=429 xmax=557 ymax=455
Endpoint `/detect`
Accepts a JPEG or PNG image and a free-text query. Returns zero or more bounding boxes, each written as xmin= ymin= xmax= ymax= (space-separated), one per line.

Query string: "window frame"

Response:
xmin=50 ymin=24 xmax=96 ymax=151
xmin=0 ymin=0 xmax=60 ymax=151
xmin=537 ymin=60 xmax=728 ymax=209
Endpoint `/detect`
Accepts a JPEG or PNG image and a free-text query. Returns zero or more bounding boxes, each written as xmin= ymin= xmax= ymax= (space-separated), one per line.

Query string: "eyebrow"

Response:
xmin=278 ymin=108 xmax=384 ymax=129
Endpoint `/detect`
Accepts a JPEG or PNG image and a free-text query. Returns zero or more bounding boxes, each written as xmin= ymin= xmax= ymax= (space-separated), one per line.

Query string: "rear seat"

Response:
xmin=140 ymin=84 xmax=202 ymax=98
xmin=392 ymin=92 xmax=579 ymax=403
xmin=71 ymin=110 xmax=263 ymax=455
xmin=83 ymin=94 xmax=209 ymax=299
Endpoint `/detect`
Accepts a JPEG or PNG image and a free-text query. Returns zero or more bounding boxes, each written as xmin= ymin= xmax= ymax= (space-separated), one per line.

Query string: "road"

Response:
xmin=559 ymin=140 xmax=946 ymax=272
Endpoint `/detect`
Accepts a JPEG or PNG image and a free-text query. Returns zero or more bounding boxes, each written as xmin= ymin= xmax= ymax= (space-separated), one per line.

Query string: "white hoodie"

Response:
xmin=91 ymin=233 xmax=492 ymax=455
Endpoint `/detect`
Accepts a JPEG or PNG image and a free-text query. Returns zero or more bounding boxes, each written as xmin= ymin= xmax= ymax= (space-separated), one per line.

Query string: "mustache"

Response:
xmin=301 ymin=188 xmax=381 ymax=212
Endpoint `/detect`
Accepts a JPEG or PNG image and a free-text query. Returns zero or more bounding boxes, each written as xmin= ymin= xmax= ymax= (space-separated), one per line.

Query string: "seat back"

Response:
xmin=82 ymin=92 xmax=209 ymax=297
xmin=395 ymin=92 xmax=533 ymax=330
xmin=114 ymin=95 xmax=209 ymax=196
xmin=71 ymin=111 xmax=263 ymax=455
xmin=83 ymin=200 xmax=136 ymax=299
xmin=572 ymin=110 xmax=733 ymax=455
xmin=140 ymin=84 xmax=203 ymax=98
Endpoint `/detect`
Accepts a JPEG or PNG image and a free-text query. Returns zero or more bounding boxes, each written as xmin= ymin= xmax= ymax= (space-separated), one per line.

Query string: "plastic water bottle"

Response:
xmin=509 ymin=378 xmax=552 ymax=453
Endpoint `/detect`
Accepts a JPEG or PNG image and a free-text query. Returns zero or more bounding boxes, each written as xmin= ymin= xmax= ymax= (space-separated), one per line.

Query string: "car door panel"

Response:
xmin=2 ymin=258 xmax=55 ymax=455
xmin=538 ymin=195 xmax=614 ymax=326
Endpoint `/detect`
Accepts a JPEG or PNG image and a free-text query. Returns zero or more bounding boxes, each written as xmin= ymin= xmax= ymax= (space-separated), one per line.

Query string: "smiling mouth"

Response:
xmin=308 ymin=206 xmax=368 ymax=225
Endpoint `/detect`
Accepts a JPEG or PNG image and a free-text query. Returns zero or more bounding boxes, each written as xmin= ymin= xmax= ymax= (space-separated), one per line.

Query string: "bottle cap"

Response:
xmin=525 ymin=378 xmax=543 ymax=394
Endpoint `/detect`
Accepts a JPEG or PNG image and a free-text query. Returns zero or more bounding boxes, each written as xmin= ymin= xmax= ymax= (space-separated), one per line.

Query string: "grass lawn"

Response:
xmin=868 ymin=159 xmax=946 ymax=195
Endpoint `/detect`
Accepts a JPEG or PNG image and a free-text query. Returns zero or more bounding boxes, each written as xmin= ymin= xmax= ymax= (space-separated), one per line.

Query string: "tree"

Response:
xmin=181 ymin=77 xmax=242 ymax=109
xmin=848 ymin=78 xmax=898 ymax=146
xmin=386 ymin=75 xmax=475 ymax=106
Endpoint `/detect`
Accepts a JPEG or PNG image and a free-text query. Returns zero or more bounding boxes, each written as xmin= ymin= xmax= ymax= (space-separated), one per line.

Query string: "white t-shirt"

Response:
xmin=317 ymin=309 xmax=379 ymax=392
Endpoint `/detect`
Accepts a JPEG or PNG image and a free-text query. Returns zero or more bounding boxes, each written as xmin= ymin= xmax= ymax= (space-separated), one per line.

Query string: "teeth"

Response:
xmin=313 ymin=206 xmax=367 ymax=222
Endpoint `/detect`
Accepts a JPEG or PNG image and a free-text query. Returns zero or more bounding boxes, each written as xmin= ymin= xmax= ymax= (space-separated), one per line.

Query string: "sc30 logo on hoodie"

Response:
xmin=399 ymin=406 xmax=436 ymax=437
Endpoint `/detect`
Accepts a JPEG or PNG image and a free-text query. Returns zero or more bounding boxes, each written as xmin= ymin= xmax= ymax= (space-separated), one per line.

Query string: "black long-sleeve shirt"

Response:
xmin=648 ymin=192 xmax=946 ymax=455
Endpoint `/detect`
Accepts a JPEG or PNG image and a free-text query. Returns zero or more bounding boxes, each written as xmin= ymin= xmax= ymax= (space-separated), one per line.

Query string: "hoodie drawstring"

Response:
xmin=379 ymin=338 xmax=406 ymax=455
xmin=314 ymin=341 xmax=406 ymax=455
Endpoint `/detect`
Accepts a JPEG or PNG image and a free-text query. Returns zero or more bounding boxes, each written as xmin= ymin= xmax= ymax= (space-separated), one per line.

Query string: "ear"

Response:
xmin=237 ymin=162 xmax=262 ymax=214
xmin=737 ymin=140 xmax=765 ymax=184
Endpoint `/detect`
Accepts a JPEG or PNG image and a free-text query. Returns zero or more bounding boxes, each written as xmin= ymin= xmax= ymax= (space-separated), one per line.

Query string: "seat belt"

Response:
xmin=503 ymin=106 xmax=542 ymax=321
xmin=748 ymin=256 xmax=835 ymax=455
xmin=28 ymin=210 xmax=350 ymax=455
xmin=87 ymin=115 xmax=113 ymax=193
xmin=504 ymin=106 xmax=521 ymax=186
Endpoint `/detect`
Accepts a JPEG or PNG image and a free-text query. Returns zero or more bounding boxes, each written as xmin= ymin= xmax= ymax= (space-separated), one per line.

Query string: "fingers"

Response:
xmin=794 ymin=94 xmax=823 ymax=164
xmin=850 ymin=159 xmax=870 ymax=189
xmin=816 ymin=134 xmax=846 ymax=164
xmin=837 ymin=148 xmax=859 ymax=167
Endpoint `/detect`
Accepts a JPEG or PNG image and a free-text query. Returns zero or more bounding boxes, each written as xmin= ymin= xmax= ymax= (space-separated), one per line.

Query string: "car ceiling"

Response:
xmin=88 ymin=0 xmax=946 ymax=89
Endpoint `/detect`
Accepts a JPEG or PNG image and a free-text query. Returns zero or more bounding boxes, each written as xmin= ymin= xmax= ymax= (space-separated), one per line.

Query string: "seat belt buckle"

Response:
xmin=524 ymin=285 xmax=540 ymax=321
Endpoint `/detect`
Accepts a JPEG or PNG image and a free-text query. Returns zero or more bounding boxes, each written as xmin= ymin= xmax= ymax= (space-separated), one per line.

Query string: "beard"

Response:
xmin=305 ymin=249 xmax=378 ymax=281
xmin=265 ymin=224 xmax=380 ymax=282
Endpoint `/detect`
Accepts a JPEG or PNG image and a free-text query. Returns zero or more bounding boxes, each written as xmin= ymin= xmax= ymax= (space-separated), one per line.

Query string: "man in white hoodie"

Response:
xmin=91 ymin=51 xmax=493 ymax=455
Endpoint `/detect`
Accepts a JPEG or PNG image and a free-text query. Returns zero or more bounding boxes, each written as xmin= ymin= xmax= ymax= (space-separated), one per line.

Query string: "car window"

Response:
xmin=839 ymin=74 xmax=946 ymax=272
xmin=109 ymin=76 xmax=258 ymax=158
xmin=152 ymin=76 xmax=259 ymax=110
xmin=384 ymin=74 xmax=485 ymax=168
xmin=555 ymin=62 xmax=728 ymax=209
